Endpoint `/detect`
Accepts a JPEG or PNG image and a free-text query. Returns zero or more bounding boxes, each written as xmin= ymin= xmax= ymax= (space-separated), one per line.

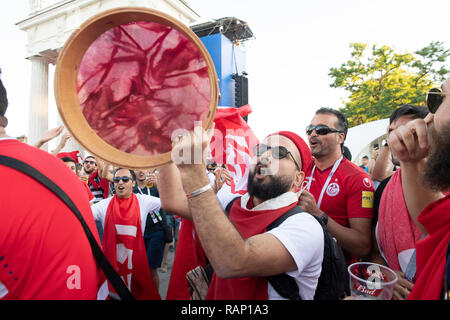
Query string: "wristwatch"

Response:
xmin=321 ymin=212 xmax=329 ymax=226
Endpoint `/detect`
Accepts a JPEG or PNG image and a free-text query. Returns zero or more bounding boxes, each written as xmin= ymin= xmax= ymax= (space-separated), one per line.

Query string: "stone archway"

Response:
xmin=16 ymin=0 xmax=199 ymax=152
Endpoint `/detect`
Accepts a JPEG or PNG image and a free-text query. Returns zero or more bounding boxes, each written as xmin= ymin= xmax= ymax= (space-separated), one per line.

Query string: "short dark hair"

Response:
xmin=315 ymin=107 xmax=349 ymax=140
xmin=315 ymin=108 xmax=349 ymax=153
xmin=389 ymin=104 xmax=429 ymax=124
xmin=60 ymin=157 xmax=79 ymax=174
xmin=343 ymin=145 xmax=352 ymax=161
xmin=0 ymin=77 xmax=9 ymax=127
xmin=362 ymin=155 xmax=369 ymax=160
xmin=84 ymin=155 xmax=96 ymax=161
xmin=0 ymin=78 xmax=8 ymax=117
xmin=114 ymin=168 xmax=136 ymax=181
xmin=60 ymin=157 xmax=76 ymax=164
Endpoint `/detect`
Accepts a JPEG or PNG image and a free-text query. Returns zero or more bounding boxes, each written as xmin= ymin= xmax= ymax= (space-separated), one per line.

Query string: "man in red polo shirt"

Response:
xmin=299 ymin=108 xmax=374 ymax=264
xmin=0 ymin=78 xmax=103 ymax=299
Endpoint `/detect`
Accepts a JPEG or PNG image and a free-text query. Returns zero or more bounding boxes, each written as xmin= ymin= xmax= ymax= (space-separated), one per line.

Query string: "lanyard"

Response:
xmin=306 ymin=155 xmax=343 ymax=209
xmin=137 ymin=186 xmax=149 ymax=195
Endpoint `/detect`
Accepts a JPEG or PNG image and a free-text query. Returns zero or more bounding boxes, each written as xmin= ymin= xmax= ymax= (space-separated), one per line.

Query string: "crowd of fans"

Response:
xmin=0 ymin=75 xmax=448 ymax=300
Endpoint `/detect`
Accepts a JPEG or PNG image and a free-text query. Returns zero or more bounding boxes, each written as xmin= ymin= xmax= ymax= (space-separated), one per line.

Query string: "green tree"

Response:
xmin=329 ymin=41 xmax=450 ymax=127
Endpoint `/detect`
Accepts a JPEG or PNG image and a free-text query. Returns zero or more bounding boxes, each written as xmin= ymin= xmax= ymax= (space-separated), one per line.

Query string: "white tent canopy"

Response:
xmin=345 ymin=118 xmax=389 ymax=163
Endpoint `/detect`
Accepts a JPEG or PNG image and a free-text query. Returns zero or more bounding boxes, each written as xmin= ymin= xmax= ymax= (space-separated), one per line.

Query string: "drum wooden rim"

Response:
xmin=54 ymin=7 xmax=219 ymax=169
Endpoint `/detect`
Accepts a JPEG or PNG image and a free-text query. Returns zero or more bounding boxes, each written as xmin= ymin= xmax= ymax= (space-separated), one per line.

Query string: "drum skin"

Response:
xmin=55 ymin=7 xmax=218 ymax=168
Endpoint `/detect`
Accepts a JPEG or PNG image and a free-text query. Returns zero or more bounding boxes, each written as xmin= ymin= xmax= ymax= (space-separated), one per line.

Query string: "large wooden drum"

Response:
xmin=55 ymin=7 xmax=219 ymax=168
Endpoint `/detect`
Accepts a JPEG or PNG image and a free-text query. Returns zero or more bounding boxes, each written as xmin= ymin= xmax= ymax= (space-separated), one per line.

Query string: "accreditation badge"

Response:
xmin=361 ymin=191 xmax=374 ymax=208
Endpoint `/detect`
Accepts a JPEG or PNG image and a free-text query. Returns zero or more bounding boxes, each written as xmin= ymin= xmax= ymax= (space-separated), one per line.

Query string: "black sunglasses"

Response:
xmin=426 ymin=88 xmax=449 ymax=114
xmin=253 ymin=144 xmax=301 ymax=171
xmin=113 ymin=176 xmax=132 ymax=183
xmin=84 ymin=160 xmax=97 ymax=165
xmin=306 ymin=125 xmax=344 ymax=136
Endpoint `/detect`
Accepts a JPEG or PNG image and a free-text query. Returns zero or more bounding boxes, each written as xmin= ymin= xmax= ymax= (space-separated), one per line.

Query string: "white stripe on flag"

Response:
xmin=0 ymin=282 xmax=8 ymax=299
xmin=115 ymin=224 xmax=137 ymax=237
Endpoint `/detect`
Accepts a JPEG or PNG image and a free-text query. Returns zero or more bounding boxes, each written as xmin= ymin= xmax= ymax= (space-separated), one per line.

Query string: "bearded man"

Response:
xmin=158 ymin=130 xmax=324 ymax=300
xmin=388 ymin=77 xmax=450 ymax=300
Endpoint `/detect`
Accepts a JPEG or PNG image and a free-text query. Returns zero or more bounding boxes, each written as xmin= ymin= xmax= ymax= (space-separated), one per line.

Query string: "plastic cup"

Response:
xmin=348 ymin=262 xmax=398 ymax=300
xmin=80 ymin=175 xmax=88 ymax=184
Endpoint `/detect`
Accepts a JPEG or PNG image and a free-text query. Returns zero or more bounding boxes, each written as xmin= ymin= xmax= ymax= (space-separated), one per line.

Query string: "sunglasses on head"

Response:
xmin=306 ymin=125 xmax=343 ymax=136
xmin=253 ymin=144 xmax=301 ymax=171
xmin=113 ymin=176 xmax=132 ymax=183
xmin=426 ymin=88 xmax=449 ymax=114
xmin=84 ymin=160 xmax=96 ymax=165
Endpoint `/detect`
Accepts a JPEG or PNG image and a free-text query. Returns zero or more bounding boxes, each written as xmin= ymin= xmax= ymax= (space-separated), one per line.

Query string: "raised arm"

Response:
xmin=97 ymin=159 xmax=114 ymax=182
xmin=34 ymin=125 xmax=64 ymax=149
xmin=50 ymin=132 xmax=71 ymax=155
xmin=167 ymin=126 xmax=302 ymax=279
xmin=156 ymin=162 xmax=192 ymax=220
xmin=368 ymin=147 xmax=379 ymax=179
xmin=371 ymin=143 xmax=394 ymax=182
xmin=387 ymin=116 xmax=444 ymax=234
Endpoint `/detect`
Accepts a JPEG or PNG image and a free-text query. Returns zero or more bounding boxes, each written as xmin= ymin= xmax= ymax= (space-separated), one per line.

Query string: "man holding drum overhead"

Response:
xmin=158 ymin=128 xmax=324 ymax=300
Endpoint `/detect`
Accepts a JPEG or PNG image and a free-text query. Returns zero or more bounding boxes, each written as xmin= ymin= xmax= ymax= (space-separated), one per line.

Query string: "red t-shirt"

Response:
xmin=304 ymin=157 xmax=375 ymax=262
xmin=0 ymin=138 xmax=103 ymax=299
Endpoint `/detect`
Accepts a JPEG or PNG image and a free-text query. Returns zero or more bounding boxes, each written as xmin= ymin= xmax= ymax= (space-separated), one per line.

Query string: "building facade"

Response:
xmin=16 ymin=0 xmax=199 ymax=150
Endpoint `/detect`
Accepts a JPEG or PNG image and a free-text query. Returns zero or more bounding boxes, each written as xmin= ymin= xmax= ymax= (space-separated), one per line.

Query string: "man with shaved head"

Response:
xmin=158 ymin=128 xmax=324 ymax=300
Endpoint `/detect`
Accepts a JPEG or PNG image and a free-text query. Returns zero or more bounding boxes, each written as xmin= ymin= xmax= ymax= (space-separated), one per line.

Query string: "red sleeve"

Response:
xmin=99 ymin=178 xmax=110 ymax=198
xmin=81 ymin=180 xmax=94 ymax=201
xmin=346 ymin=172 xmax=375 ymax=219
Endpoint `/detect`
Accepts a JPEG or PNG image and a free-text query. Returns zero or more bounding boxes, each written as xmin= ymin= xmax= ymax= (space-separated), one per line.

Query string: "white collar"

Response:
xmin=241 ymin=191 xmax=298 ymax=211
xmin=0 ymin=137 xmax=16 ymax=141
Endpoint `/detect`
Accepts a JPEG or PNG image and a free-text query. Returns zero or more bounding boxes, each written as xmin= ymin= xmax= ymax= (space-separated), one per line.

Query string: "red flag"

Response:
xmin=165 ymin=219 xmax=207 ymax=300
xmin=209 ymin=105 xmax=259 ymax=194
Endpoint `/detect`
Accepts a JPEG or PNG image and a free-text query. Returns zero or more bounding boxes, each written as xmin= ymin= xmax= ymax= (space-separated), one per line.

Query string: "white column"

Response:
xmin=55 ymin=114 xmax=86 ymax=159
xmin=28 ymin=55 xmax=49 ymax=150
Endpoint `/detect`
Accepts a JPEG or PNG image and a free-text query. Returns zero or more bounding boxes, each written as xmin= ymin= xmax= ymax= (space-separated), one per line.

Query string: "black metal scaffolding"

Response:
xmin=190 ymin=17 xmax=254 ymax=43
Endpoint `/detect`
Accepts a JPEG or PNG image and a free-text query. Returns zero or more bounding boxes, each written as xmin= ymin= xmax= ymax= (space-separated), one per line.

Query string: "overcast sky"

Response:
xmin=1 ymin=0 xmax=449 ymax=143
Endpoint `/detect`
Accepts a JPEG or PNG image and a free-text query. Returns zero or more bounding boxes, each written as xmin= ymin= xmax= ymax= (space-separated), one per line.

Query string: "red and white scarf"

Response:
xmin=207 ymin=192 xmax=299 ymax=300
xmin=166 ymin=192 xmax=299 ymax=300
xmin=103 ymin=193 xmax=160 ymax=300
xmin=88 ymin=170 xmax=110 ymax=199
xmin=377 ymin=169 xmax=423 ymax=271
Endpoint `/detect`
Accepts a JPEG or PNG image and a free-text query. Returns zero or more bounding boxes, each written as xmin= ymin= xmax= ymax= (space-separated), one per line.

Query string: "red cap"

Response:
xmin=57 ymin=151 xmax=80 ymax=164
xmin=271 ymin=131 xmax=312 ymax=171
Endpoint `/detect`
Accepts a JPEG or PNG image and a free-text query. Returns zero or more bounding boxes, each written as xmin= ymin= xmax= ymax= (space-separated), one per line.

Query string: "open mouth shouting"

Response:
xmin=309 ymin=137 xmax=321 ymax=148
xmin=255 ymin=163 xmax=272 ymax=179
